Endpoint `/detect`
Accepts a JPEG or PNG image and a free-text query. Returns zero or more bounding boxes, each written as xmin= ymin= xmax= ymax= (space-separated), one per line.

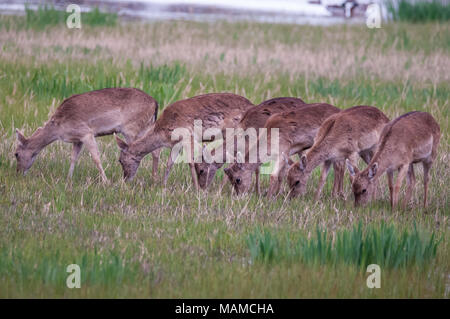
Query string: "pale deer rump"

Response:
xmin=347 ymin=111 xmax=441 ymax=209
xmin=15 ymin=88 xmax=160 ymax=183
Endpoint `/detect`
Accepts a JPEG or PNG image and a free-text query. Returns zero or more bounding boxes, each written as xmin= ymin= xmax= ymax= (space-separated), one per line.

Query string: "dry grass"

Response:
xmin=0 ymin=20 xmax=449 ymax=84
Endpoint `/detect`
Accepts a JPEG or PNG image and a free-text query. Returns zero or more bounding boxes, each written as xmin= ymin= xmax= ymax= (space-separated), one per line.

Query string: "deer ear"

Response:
xmin=16 ymin=129 xmax=27 ymax=145
xmin=346 ymin=159 xmax=356 ymax=177
xmin=281 ymin=153 xmax=293 ymax=166
xmin=115 ymin=135 xmax=128 ymax=151
xmin=368 ymin=162 xmax=378 ymax=180
xmin=224 ymin=167 xmax=231 ymax=178
xmin=299 ymin=155 xmax=307 ymax=171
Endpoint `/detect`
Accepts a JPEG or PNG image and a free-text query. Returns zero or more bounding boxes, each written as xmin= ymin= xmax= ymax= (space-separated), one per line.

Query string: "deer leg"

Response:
xmin=403 ymin=164 xmax=416 ymax=209
xmin=67 ymin=142 xmax=83 ymax=179
xmin=151 ymin=148 xmax=161 ymax=181
xmin=163 ymin=148 xmax=178 ymax=186
xmin=189 ymin=138 xmax=199 ymax=190
xmin=315 ymin=160 xmax=332 ymax=200
xmin=267 ymin=157 xmax=285 ymax=198
xmin=363 ymin=150 xmax=381 ymax=200
xmin=423 ymin=160 xmax=432 ymax=208
xmin=387 ymin=170 xmax=394 ymax=208
xmin=189 ymin=163 xmax=199 ymax=190
xmin=255 ymin=166 xmax=260 ymax=195
xmin=392 ymin=165 xmax=408 ymax=209
xmin=219 ymin=167 xmax=229 ymax=191
xmin=332 ymin=161 xmax=345 ymax=197
xmin=347 ymin=152 xmax=359 ymax=185
xmin=338 ymin=160 xmax=345 ymax=196
xmin=82 ymin=135 xmax=108 ymax=183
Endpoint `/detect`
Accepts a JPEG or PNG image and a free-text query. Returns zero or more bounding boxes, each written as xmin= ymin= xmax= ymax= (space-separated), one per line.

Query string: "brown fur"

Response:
xmin=287 ymin=105 xmax=389 ymax=199
xmin=115 ymin=93 xmax=254 ymax=188
xmin=194 ymin=97 xmax=306 ymax=190
xmin=347 ymin=111 xmax=440 ymax=208
xmin=224 ymin=103 xmax=341 ymax=196
xmin=15 ymin=88 xmax=160 ymax=182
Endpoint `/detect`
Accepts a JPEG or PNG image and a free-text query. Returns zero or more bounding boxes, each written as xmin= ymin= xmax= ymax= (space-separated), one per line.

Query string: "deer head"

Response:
xmin=14 ymin=128 xmax=40 ymax=175
xmin=287 ymin=155 xmax=309 ymax=199
xmin=115 ymin=135 xmax=142 ymax=181
xmin=347 ymin=159 xmax=378 ymax=207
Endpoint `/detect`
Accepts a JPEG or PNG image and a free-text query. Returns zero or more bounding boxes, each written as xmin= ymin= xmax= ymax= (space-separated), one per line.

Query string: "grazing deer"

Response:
xmin=224 ymin=103 xmax=342 ymax=197
xmin=194 ymin=97 xmax=306 ymax=190
xmin=14 ymin=88 xmax=160 ymax=183
xmin=287 ymin=105 xmax=389 ymax=200
xmin=346 ymin=111 xmax=440 ymax=209
xmin=115 ymin=93 xmax=254 ymax=189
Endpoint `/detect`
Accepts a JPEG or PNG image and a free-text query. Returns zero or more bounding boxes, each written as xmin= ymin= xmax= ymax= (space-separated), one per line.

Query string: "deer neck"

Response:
xmin=304 ymin=147 xmax=331 ymax=175
xmin=240 ymin=137 xmax=263 ymax=171
xmin=26 ymin=124 xmax=59 ymax=155
xmin=365 ymin=151 xmax=390 ymax=181
xmin=129 ymin=127 xmax=168 ymax=160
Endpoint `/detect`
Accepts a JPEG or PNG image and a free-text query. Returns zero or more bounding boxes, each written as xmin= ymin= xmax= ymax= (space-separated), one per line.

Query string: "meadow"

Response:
xmin=0 ymin=11 xmax=448 ymax=298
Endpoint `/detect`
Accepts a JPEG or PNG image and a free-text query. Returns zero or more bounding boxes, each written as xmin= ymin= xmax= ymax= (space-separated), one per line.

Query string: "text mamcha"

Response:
xmin=174 ymin=303 xmax=274 ymax=316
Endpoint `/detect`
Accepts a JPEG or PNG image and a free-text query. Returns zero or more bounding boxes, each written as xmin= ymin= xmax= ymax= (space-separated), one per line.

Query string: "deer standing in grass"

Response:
xmin=224 ymin=103 xmax=342 ymax=197
xmin=14 ymin=88 xmax=160 ymax=183
xmin=115 ymin=93 xmax=254 ymax=189
xmin=194 ymin=97 xmax=306 ymax=190
xmin=287 ymin=105 xmax=389 ymax=199
xmin=346 ymin=111 xmax=440 ymax=209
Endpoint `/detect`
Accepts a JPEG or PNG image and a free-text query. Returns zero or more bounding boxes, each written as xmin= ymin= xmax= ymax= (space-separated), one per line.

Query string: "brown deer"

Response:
xmin=346 ymin=111 xmax=440 ymax=209
xmin=194 ymin=97 xmax=306 ymax=190
xmin=115 ymin=93 xmax=254 ymax=189
xmin=287 ymin=105 xmax=389 ymax=200
xmin=224 ymin=103 xmax=342 ymax=197
xmin=14 ymin=88 xmax=160 ymax=183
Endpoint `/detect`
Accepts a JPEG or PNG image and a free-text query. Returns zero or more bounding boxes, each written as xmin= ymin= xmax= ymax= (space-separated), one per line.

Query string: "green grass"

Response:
xmin=248 ymin=223 xmax=440 ymax=270
xmin=388 ymin=0 xmax=450 ymax=23
xmin=0 ymin=15 xmax=448 ymax=298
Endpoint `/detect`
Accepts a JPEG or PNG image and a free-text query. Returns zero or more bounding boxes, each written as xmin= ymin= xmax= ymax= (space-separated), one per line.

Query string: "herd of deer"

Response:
xmin=14 ymin=88 xmax=441 ymax=209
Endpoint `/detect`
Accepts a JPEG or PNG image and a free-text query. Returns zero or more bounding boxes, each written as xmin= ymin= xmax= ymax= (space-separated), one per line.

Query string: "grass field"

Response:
xmin=0 ymin=12 xmax=449 ymax=298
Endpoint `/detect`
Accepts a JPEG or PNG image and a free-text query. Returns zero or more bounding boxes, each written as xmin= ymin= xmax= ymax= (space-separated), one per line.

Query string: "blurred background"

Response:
xmin=1 ymin=0 xmax=448 ymax=25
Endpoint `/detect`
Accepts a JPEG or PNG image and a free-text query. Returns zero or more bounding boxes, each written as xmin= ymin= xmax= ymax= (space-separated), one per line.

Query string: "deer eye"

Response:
xmin=294 ymin=180 xmax=300 ymax=186
xmin=235 ymin=178 xmax=241 ymax=185
xmin=362 ymin=189 xmax=367 ymax=194
xmin=14 ymin=153 xmax=18 ymax=158
xmin=199 ymin=169 xmax=204 ymax=175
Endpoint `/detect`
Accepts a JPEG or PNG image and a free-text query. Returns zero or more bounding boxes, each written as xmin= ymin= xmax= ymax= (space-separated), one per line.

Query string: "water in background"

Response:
xmin=0 ymin=0 xmax=380 ymax=25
